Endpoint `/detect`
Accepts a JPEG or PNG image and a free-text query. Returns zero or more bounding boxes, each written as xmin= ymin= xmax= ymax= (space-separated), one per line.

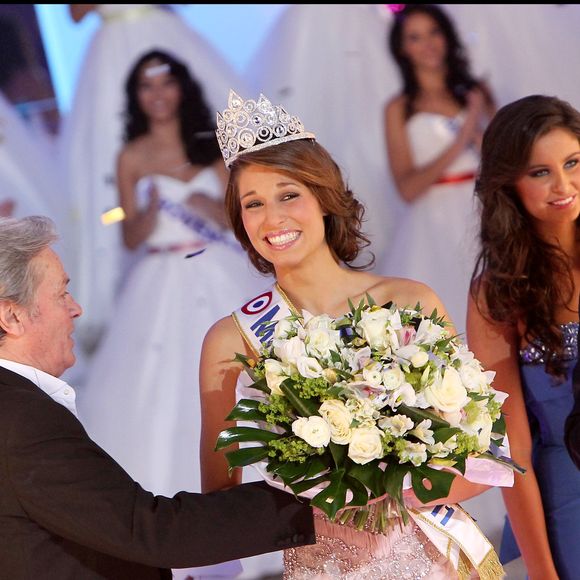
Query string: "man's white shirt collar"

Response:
xmin=0 ymin=358 xmax=78 ymax=417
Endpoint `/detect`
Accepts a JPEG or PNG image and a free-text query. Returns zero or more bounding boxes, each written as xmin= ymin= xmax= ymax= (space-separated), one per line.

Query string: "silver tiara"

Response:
xmin=215 ymin=90 xmax=316 ymax=168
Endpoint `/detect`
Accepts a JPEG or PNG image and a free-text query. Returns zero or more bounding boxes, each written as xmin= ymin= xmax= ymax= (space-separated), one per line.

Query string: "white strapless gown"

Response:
xmin=379 ymin=112 xmax=480 ymax=338
xmin=78 ymin=167 xmax=265 ymax=491
xmin=60 ymin=4 xmax=246 ymax=349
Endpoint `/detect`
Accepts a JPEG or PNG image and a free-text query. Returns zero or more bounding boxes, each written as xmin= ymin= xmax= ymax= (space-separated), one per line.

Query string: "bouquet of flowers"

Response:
xmin=217 ymin=296 xmax=521 ymax=529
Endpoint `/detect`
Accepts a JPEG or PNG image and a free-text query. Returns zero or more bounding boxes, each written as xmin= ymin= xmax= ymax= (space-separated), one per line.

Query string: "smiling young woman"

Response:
xmin=468 ymin=94 xmax=580 ymax=580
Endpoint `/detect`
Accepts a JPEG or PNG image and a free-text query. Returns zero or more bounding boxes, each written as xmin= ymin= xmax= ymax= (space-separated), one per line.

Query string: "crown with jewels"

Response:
xmin=215 ymin=90 xmax=316 ymax=168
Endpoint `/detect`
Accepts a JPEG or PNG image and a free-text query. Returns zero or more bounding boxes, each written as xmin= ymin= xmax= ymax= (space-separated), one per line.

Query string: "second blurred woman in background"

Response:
xmin=379 ymin=4 xmax=495 ymax=337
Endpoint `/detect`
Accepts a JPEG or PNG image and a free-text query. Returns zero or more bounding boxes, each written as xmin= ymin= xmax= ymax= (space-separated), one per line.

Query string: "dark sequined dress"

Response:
xmin=500 ymin=322 xmax=580 ymax=579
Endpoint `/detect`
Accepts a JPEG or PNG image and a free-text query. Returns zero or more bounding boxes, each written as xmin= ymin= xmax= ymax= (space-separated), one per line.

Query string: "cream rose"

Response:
xmin=410 ymin=350 xmax=429 ymax=368
xmin=348 ymin=426 xmax=384 ymax=464
xmin=292 ymin=416 xmax=331 ymax=448
xmin=273 ymin=335 xmax=306 ymax=366
xmin=423 ymin=367 xmax=469 ymax=413
xmin=356 ymin=308 xmax=393 ymax=350
xmin=382 ymin=365 xmax=405 ymax=390
xmin=319 ymin=400 xmax=353 ymax=444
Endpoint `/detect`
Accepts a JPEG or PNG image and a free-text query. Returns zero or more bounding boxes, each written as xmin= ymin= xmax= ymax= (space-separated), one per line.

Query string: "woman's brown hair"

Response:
xmin=225 ymin=139 xmax=373 ymax=275
xmin=471 ymin=95 xmax=580 ymax=374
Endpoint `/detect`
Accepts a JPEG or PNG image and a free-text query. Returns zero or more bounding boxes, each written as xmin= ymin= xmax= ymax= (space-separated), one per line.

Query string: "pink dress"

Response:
xmin=284 ymin=508 xmax=457 ymax=579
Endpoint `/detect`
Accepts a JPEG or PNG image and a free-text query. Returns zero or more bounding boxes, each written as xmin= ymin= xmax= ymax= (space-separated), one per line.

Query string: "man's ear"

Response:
xmin=0 ymin=301 xmax=26 ymax=337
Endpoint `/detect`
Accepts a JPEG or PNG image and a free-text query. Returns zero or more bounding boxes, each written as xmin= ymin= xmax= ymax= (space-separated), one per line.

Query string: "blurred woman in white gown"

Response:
xmin=61 ymin=4 xmax=245 ymax=353
xmin=379 ymin=4 xmax=495 ymax=338
xmin=76 ymin=50 xmax=265 ymax=580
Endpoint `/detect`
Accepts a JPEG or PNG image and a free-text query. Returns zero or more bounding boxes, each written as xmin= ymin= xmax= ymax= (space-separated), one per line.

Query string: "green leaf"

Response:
xmin=215 ymin=426 xmax=280 ymax=450
xmin=289 ymin=473 xmax=330 ymax=495
xmin=492 ymin=414 xmax=506 ymax=436
xmin=225 ymin=446 xmax=270 ymax=468
xmin=233 ymin=352 xmax=255 ymax=368
xmin=382 ymin=463 xmax=408 ymax=507
xmin=397 ymin=404 xmax=450 ymax=430
xmin=247 ymin=377 xmax=271 ymax=395
xmin=432 ymin=427 xmax=461 ymax=444
xmin=304 ymin=456 xmax=331 ymax=479
xmin=329 ymin=349 xmax=342 ymax=364
xmin=280 ymin=379 xmax=319 ymax=416
xmin=329 ymin=441 xmax=347 ymax=469
xmin=225 ymin=399 xmax=268 ymax=422
xmin=410 ymin=465 xmax=455 ymax=504
xmin=267 ymin=460 xmax=311 ymax=484
xmin=348 ymin=460 xmax=384 ymax=497
xmin=344 ymin=474 xmax=369 ymax=507
xmin=310 ymin=469 xmax=348 ymax=521
xmin=365 ymin=292 xmax=377 ymax=307
xmin=382 ymin=463 xmax=409 ymax=523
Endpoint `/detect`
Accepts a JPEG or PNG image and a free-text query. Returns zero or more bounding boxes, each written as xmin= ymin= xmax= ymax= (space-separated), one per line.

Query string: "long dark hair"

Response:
xmin=225 ymin=139 xmax=374 ymax=275
xmin=472 ymin=95 xmax=580 ymax=375
xmin=389 ymin=4 xmax=487 ymax=118
xmin=123 ymin=49 xmax=220 ymax=166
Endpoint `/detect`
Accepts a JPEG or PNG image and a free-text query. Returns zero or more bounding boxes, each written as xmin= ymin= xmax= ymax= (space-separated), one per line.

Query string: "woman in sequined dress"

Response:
xmin=467 ymin=95 xmax=580 ymax=580
xmin=379 ymin=4 xmax=496 ymax=338
xmin=199 ymin=90 xmax=499 ymax=580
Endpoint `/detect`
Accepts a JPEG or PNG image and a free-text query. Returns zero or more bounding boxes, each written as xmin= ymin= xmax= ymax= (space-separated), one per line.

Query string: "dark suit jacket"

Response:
xmin=0 ymin=366 xmax=315 ymax=579
xmin=565 ymin=322 xmax=580 ymax=469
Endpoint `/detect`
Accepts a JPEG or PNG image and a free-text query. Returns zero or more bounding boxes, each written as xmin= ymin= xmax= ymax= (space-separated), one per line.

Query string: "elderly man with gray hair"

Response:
xmin=0 ymin=215 xmax=314 ymax=580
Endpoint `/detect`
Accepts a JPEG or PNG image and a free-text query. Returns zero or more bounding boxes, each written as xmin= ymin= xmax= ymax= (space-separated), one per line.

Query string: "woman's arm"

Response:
xmin=199 ymin=316 xmax=247 ymax=493
xmin=117 ymin=148 xmax=158 ymax=250
xmin=384 ymin=91 xmax=485 ymax=203
xmin=467 ymin=289 xmax=558 ymax=580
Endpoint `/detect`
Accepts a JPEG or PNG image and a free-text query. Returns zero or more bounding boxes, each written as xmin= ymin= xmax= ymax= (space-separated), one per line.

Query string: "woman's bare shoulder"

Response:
xmin=367 ymin=275 xmax=441 ymax=310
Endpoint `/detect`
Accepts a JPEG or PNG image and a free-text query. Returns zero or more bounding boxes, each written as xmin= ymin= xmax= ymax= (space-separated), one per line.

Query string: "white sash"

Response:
xmin=232 ymin=285 xmax=504 ymax=579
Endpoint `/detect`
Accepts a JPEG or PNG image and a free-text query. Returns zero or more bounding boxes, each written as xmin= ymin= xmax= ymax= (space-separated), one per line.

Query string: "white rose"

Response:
xmin=273 ymin=335 xmax=306 ymax=365
xmin=410 ymin=350 xmax=429 ymax=368
xmin=348 ymin=426 xmax=384 ymax=464
xmin=424 ymin=367 xmax=469 ymax=413
xmin=415 ymin=318 xmax=445 ymax=345
xmin=319 ymin=400 xmax=353 ymax=444
xmin=459 ymin=361 xmax=490 ymax=393
xmin=296 ymin=356 xmax=323 ymax=379
xmin=292 ymin=416 xmax=331 ymax=448
xmin=356 ymin=308 xmax=392 ymax=350
xmin=264 ymin=359 xmax=288 ymax=396
xmin=378 ymin=414 xmax=414 ymax=437
xmin=382 ymin=365 xmax=405 ymax=390
xmin=273 ymin=318 xmax=295 ymax=340
xmin=306 ymin=327 xmax=340 ymax=359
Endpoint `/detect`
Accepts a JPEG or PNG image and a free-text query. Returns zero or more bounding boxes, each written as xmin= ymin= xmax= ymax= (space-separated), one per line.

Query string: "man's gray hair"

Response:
xmin=0 ymin=216 xmax=58 ymax=311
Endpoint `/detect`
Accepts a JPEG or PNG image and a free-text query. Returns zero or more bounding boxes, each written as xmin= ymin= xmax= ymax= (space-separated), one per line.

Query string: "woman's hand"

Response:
xmin=185 ymin=192 xmax=229 ymax=230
